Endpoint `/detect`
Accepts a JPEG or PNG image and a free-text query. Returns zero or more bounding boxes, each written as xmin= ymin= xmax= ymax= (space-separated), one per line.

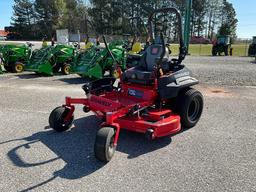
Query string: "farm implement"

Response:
xmin=71 ymin=38 xmax=126 ymax=79
xmin=26 ymin=44 xmax=78 ymax=76
xmin=0 ymin=43 xmax=33 ymax=73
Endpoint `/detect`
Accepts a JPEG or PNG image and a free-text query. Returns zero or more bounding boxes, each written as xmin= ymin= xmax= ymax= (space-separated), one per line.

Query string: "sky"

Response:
xmin=0 ymin=0 xmax=255 ymax=39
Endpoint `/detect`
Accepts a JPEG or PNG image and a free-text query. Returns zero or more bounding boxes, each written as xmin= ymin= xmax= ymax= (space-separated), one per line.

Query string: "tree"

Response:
xmin=11 ymin=0 xmax=35 ymax=39
xmin=9 ymin=0 xmax=238 ymax=41
xmin=205 ymin=0 xmax=223 ymax=39
xmin=218 ymin=0 xmax=238 ymax=39
xmin=191 ymin=0 xmax=207 ymax=37
xmin=34 ymin=0 xmax=67 ymax=38
xmin=63 ymin=0 xmax=87 ymax=33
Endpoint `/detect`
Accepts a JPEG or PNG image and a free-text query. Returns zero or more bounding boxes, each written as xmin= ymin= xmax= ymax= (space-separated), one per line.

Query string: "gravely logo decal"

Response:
xmin=91 ymin=97 xmax=112 ymax=107
xmin=174 ymin=71 xmax=190 ymax=79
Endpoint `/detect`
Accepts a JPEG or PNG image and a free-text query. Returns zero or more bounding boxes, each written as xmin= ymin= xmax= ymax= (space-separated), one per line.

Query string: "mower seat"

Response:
xmin=128 ymin=42 xmax=143 ymax=54
xmin=123 ymin=44 xmax=171 ymax=85
xmin=85 ymin=42 xmax=94 ymax=50
xmin=127 ymin=42 xmax=143 ymax=64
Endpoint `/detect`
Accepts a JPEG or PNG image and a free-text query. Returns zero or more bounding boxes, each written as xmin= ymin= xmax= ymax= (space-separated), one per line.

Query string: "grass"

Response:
xmin=170 ymin=43 xmax=251 ymax=57
xmin=0 ymin=41 xmax=252 ymax=57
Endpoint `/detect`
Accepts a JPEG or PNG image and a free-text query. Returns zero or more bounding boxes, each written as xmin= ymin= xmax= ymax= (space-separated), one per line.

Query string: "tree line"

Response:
xmin=8 ymin=0 xmax=237 ymax=41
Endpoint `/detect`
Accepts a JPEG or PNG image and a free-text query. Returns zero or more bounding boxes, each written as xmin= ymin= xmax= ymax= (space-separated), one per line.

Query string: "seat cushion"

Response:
xmin=123 ymin=67 xmax=155 ymax=85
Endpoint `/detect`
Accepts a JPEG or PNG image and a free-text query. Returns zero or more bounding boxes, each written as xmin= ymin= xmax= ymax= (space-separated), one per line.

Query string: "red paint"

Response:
xmin=63 ymin=82 xmax=181 ymax=145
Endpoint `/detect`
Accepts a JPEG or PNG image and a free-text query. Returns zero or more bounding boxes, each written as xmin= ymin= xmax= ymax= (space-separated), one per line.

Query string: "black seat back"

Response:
xmin=143 ymin=44 xmax=164 ymax=71
xmin=140 ymin=43 xmax=170 ymax=72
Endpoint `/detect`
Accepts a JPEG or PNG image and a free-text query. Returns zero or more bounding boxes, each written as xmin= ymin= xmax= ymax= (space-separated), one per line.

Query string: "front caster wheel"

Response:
xmin=145 ymin=129 xmax=155 ymax=141
xmin=178 ymin=88 xmax=204 ymax=129
xmin=49 ymin=106 xmax=74 ymax=132
xmin=94 ymin=127 xmax=116 ymax=162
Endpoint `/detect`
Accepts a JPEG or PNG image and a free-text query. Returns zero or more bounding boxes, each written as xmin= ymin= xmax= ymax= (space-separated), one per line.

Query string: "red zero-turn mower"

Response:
xmin=49 ymin=8 xmax=204 ymax=162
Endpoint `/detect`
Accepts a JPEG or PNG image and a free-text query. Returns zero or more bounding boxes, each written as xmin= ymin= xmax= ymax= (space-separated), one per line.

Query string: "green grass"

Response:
xmin=170 ymin=43 xmax=250 ymax=57
xmin=0 ymin=41 xmax=251 ymax=57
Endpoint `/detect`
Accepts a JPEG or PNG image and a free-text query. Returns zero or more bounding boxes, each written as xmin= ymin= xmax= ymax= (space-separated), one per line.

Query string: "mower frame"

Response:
xmin=49 ymin=7 xmax=203 ymax=162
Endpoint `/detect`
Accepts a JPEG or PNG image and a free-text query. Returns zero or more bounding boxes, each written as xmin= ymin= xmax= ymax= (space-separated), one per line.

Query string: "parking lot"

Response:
xmin=0 ymin=56 xmax=256 ymax=192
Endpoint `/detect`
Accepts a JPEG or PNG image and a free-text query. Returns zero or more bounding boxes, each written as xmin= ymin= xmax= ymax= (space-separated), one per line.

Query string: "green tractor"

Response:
xmin=71 ymin=38 xmax=126 ymax=79
xmin=26 ymin=44 xmax=78 ymax=76
xmin=0 ymin=43 xmax=33 ymax=73
xmin=248 ymin=36 xmax=256 ymax=56
xmin=71 ymin=18 xmax=127 ymax=79
xmin=0 ymin=45 xmax=4 ymax=74
xmin=125 ymin=16 xmax=149 ymax=68
xmin=0 ymin=60 xmax=3 ymax=74
xmin=212 ymin=35 xmax=231 ymax=56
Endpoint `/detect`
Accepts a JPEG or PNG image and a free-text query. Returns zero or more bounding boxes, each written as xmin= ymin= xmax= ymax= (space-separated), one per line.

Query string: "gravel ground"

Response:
xmin=0 ymin=56 xmax=256 ymax=192
xmin=184 ymin=56 xmax=256 ymax=86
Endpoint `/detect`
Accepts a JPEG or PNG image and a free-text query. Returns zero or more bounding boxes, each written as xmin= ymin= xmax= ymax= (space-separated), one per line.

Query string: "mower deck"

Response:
xmin=115 ymin=109 xmax=181 ymax=138
xmin=65 ymin=82 xmax=181 ymax=140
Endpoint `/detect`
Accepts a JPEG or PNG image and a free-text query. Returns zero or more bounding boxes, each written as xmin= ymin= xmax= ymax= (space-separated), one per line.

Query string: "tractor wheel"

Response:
xmin=94 ymin=127 xmax=116 ymax=162
xmin=212 ymin=49 xmax=217 ymax=56
xmin=248 ymin=47 xmax=252 ymax=56
xmin=4 ymin=65 xmax=12 ymax=72
xmin=225 ymin=48 xmax=229 ymax=56
xmin=52 ymin=65 xmax=60 ymax=73
xmin=61 ymin=63 xmax=71 ymax=75
xmin=178 ymin=88 xmax=204 ymax=129
xmin=49 ymin=106 xmax=74 ymax=132
xmin=12 ymin=62 xmax=24 ymax=73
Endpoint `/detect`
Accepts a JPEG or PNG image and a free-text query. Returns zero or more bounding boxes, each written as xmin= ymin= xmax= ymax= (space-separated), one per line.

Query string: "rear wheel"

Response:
xmin=212 ymin=48 xmax=217 ymax=56
xmin=248 ymin=46 xmax=252 ymax=56
xmin=94 ymin=127 xmax=116 ymax=162
xmin=49 ymin=106 xmax=74 ymax=132
xmin=225 ymin=47 xmax=229 ymax=56
xmin=178 ymin=88 xmax=204 ymax=129
xmin=4 ymin=65 xmax=12 ymax=72
xmin=12 ymin=62 xmax=24 ymax=73
xmin=52 ymin=65 xmax=60 ymax=73
xmin=61 ymin=63 xmax=71 ymax=75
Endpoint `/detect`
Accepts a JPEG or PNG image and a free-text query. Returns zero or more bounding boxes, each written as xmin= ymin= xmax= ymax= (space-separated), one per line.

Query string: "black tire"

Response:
xmin=248 ymin=46 xmax=252 ymax=56
xmin=61 ymin=63 xmax=71 ymax=75
xmin=94 ymin=127 xmax=116 ymax=162
xmin=212 ymin=48 xmax=217 ymax=56
xmin=4 ymin=65 xmax=12 ymax=72
xmin=12 ymin=62 xmax=24 ymax=73
xmin=178 ymin=88 xmax=204 ymax=129
xmin=225 ymin=47 xmax=229 ymax=56
xmin=49 ymin=106 xmax=74 ymax=132
xmin=52 ymin=65 xmax=60 ymax=73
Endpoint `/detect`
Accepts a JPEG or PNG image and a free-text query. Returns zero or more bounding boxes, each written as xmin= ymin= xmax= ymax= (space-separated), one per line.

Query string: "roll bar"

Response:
xmin=148 ymin=8 xmax=186 ymax=64
xmin=128 ymin=17 xmax=148 ymax=37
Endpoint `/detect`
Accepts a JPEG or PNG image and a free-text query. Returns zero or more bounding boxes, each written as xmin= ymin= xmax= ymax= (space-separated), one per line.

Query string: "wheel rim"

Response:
xmin=16 ymin=64 xmax=23 ymax=72
xmin=61 ymin=108 xmax=73 ymax=127
xmin=188 ymin=98 xmax=200 ymax=122
xmin=108 ymin=136 xmax=115 ymax=155
xmin=64 ymin=66 xmax=70 ymax=74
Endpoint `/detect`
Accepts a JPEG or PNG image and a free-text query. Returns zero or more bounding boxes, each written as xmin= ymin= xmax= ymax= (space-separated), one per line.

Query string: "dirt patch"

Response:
xmin=199 ymin=86 xmax=233 ymax=98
